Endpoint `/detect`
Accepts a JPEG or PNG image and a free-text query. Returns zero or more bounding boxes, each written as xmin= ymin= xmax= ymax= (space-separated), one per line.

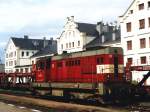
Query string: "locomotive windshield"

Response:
xmin=36 ymin=61 xmax=45 ymax=70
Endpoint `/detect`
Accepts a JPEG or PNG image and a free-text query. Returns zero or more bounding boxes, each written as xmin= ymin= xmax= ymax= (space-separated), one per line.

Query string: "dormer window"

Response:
xmin=139 ymin=3 xmax=144 ymax=10
xmin=130 ymin=10 xmax=133 ymax=14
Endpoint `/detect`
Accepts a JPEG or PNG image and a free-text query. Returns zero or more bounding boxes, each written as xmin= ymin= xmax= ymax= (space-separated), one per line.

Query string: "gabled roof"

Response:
xmin=11 ymin=37 xmax=51 ymax=50
xmin=119 ymin=0 xmax=135 ymax=17
xmin=76 ymin=22 xmax=99 ymax=37
xmin=85 ymin=30 xmax=120 ymax=48
xmin=31 ymin=41 xmax=57 ymax=58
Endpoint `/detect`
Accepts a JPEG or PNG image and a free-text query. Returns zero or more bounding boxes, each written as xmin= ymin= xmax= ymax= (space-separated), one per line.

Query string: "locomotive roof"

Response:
xmin=52 ymin=47 xmax=123 ymax=60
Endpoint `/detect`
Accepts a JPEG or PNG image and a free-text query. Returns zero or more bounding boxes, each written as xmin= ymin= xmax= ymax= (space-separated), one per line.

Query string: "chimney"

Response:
xmin=96 ymin=21 xmax=103 ymax=35
xmin=43 ymin=37 xmax=48 ymax=48
xmin=49 ymin=37 xmax=53 ymax=44
xmin=112 ymin=32 xmax=116 ymax=41
xmin=101 ymin=35 xmax=105 ymax=43
xmin=103 ymin=24 xmax=109 ymax=32
xmin=24 ymin=35 xmax=28 ymax=39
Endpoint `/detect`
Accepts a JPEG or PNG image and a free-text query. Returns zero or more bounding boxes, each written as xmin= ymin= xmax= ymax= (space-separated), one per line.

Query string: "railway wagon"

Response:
xmin=33 ymin=47 xmax=129 ymax=100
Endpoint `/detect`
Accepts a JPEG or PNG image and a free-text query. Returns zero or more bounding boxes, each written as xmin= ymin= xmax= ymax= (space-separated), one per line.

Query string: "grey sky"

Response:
xmin=0 ymin=0 xmax=132 ymax=61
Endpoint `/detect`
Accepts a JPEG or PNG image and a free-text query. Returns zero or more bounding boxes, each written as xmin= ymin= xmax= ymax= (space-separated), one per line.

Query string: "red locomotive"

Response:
xmin=32 ymin=47 xmax=129 ymax=100
xmin=35 ymin=47 xmax=124 ymax=83
xmin=0 ymin=46 xmax=150 ymax=102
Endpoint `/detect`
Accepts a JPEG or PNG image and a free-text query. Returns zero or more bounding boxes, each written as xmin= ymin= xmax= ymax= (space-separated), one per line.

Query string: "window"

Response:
xmin=130 ymin=10 xmax=133 ymax=14
xmin=139 ymin=3 xmax=144 ymax=10
xmin=14 ymin=51 xmax=16 ymax=57
xmin=46 ymin=58 xmax=51 ymax=69
xmin=14 ymin=60 xmax=17 ymax=65
xmin=127 ymin=58 xmax=133 ymax=64
xmin=72 ymin=31 xmax=75 ymax=37
xmin=66 ymin=43 xmax=68 ymax=48
xmin=61 ymin=44 xmax=63 ymax=49
xmin=9 ymin=52 xmax=13 ymax=58
xmin=25 ymin=68 xmax=28 ymax=73
xmin=68 ymin=32 xmax=71 ymax=37
xmin=140 ymin=38 xmax=146 ymax=48
xmin=72 ymin=42 xmax=74 ymax=47
xmin=139 ymin=19 xmax=145 ymax=29
xmin=22 ymin=51 xmax=24 ymax=57
xmin=16 ymin=69 xmax=19 ymax=73
xmin=39 ymin=62 xmax=45 ymax=69
xmin=127 ymin=41 xmax=132 ymax=50
xmin=69 ymin=43 xmax=71 ymax=48
xmin=32 ymin=61 xmax=34 ymax=64
xmin=78 ymin=41 xmax=80 ymax=46
xmin=149 ymin=17 xmax=150 ymax=27
xmin=97 ymin=57 xmax=104 ymax=64
xmin=75 ymin=60 xmax=80 ymax=66
xmin=20 ymin=69 xmax=23 ymax=73
xmin=6 ymin=53 xmax=8 ymax=58
xmin=9 ymin=61 xmax=13 ymax=66
xmin=26 ymin=52 xmax=29 ymax=56
xmin=126 ymin=22 xmax=131 ymax=32
xmin=66 ymin=60 xmax=80 ymax=66
xmin=141 ymin=56 xmax=146 ymax=64
xmin=148 ymin=1 xmax=150 ymax=8
xmin=149 ymin=37 xmax=150 ymax=47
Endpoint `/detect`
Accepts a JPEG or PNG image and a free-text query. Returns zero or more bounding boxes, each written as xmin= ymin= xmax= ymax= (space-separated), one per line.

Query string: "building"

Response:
xmin=0 ymin=64 xmax=4 ymax=72
xmin=57 ymin=16 xmax=121 ymax=54
xmin=5 ymin=36 xmax=54 ymax=73
xmin=0 ymin=58 xmax=4 ymax=72
xmin=31 ymin=39 xmax=57 ymax=62
xmin=57 ymin=16 xmax=98 ymax=54
xmin=85 ymin=22 xmax=121 ymax=49
xmin=119 ymin=0 xmax=150 ymax=85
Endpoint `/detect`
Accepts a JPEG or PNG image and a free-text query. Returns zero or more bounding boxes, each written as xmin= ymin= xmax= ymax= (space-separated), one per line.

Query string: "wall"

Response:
xmin=119 ymin=0 xmax=150 ymax=85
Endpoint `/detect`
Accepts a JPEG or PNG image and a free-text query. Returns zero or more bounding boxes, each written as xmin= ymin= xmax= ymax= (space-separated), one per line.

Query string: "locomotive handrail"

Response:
xmin=137 ymin=71 xmax=150 ymax=86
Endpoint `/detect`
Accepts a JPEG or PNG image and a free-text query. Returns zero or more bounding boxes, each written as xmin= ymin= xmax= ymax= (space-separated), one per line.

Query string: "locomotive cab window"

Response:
xmin=57 ymin=62 xmax=63 ymax=68
xmin=38 ymin=62 xmax=44 ymax=70
xmin=46 ymin=58 xmax=51 ymax=69
xmin=75 ymin=60 xmax=80 ymax=66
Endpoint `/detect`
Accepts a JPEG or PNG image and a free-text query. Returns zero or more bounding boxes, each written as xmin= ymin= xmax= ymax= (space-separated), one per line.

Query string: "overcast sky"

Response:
xmin=0 ymin=0 xmax=132 ymax=61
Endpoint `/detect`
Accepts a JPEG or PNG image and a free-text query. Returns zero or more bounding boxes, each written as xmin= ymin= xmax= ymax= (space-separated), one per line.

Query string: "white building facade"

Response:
xmin=5 ymin=38 xmax=38 ymax=73
xmin=57 ymin=16 xmax=97 ymax=54
xmin=119 ymin=0 xmax=150 ymax=85
xmin=5 ymin=36 xmax=51 ymax=73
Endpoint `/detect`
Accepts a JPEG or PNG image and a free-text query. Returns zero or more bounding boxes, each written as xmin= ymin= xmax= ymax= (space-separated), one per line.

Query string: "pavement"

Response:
xmin=0 ymin=94 xmax=127 ymax=112
xmin=0 ymin=101 xmax=41 ymax=112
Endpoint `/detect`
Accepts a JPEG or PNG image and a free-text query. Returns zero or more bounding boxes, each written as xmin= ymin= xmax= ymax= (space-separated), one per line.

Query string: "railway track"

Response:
xmin=125 ymin=102 xmax=150 ymax=112
xmin=0 ymin=88 xmax=150 ymax=112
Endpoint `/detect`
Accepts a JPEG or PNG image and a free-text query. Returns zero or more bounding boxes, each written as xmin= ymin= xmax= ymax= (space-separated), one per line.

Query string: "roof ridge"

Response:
xmin=76 ymin=22 xmax=96 ymax=25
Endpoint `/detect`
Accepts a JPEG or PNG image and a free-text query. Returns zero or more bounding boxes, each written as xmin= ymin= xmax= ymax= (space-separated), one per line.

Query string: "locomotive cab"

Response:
xmin=35 ymin=57 xmax=51 ymax=82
